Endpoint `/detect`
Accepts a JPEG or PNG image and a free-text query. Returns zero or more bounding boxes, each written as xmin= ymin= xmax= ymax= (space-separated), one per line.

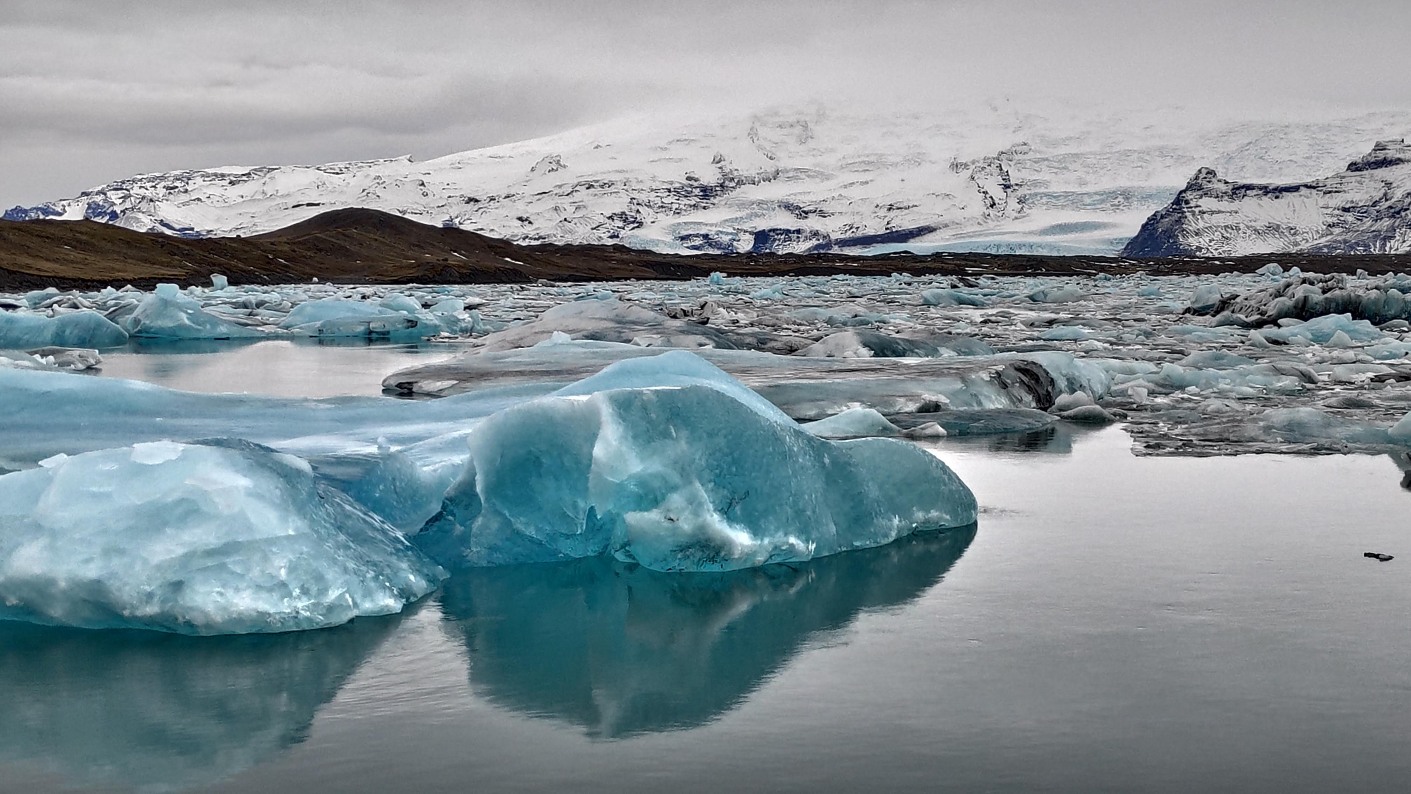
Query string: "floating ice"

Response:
xmin=801 ymin=407 xmax=902 ymax=438
xmin=797 ymin=329 xmax=985 ymax=358
xmin=123 ymin=283 xmax=264 ymax=340
xmin=920 ymin=288 xmax=990 ymax=307
xmin=0 ymin=440 xmax=444 ymax=635
xmin=279 ymin=298 xmax=438 ymax=339
xmin=415 ymin=352 xmax=977 ymax=572
xmin=0 ymin=310 xmax=129 ymax=349
xmin=473 ymin=298 xmax=740 ymax=351
xmin=1028 ymin=284 xmax=1084 ymax=303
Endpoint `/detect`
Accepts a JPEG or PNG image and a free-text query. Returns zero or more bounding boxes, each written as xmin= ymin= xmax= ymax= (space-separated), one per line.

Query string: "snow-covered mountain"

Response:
xmin=9 ymin=106 xmax=1411 ymax=255
xmin=1122 ymin=139 xmax=1411 ymax=257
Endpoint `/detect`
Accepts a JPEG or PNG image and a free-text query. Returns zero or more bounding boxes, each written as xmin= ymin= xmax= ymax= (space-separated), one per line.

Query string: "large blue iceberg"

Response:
xmin=0 ymin=440 xmax=443 ymax=635
xmin=417 ymin=352 xmax=978 ymax=571
xmin=0 ymin=350 xmax=978 ymax=632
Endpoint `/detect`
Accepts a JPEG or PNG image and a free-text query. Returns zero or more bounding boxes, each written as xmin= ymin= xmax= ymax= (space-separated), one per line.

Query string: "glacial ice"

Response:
xmin=11 ymin=263 xmax=1411 ymax=472
xmin=0 ymin=440 xmax=443 ymax=635
xmin=415 ymin=352 xmax=978 ymax=572
xmin=472 ymin=298 xmax=740 ymax=351
xmin=0 ymin=310 xmax=129 ymax=349
xmin=124 ymin=284 xmax=264 ymax=340
xmin=801 ymin=407 xmax=902 ymax=438
xmin=280 ymin=298 xmax=438 ymax=339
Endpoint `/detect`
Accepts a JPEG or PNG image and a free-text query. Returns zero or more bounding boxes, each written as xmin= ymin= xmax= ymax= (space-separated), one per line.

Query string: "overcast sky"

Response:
xmin=3 ymin=0 xmax=1409 ymax=208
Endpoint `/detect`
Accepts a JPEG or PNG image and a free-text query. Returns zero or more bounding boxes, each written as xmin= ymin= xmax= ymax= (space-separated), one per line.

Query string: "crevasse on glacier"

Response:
xmin=0 ymin=352 xmax=979 ymax=635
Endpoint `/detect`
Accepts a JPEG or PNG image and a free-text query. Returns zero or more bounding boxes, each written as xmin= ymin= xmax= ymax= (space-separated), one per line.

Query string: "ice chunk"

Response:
xmin=798 ymin=329 xmax=934 ymax=358
xmin=280 ymin=298 xmax=437 ymax=339
xmin=124 ymin=284 xmax=264 ymax=340
xmin=920 ymin=288 xmax=989 ymax=307
xmin=474 ymin=299 xmax=740 ymax=351
xmin=0 ymin=310 xmax=129 ymax=349
xmin=1039 ymin=326 xmax=1090 ymax=341
xmin=801 ymin=407 xmax=901 ymax=438
xmin=0 ymin=440 xmax=444 ymax=634
xmin=1057 ymin=404 xmax=1118 ymax=424
xmin=1028 ymin=284 xmax=1084 ymax=303
xmin=416 ymin=354 xmax=977 ymax=572
xmin=210 ymin=273 xmax=229 ymax=290
xmin=1258 ymin=314 xmax=1382 ymax=345
xmin=1258 ymin=408 xmax=1396 ymax=447
xmin=280 ymin=298 xmax=395 ymax=327
xmin=889 ymin=408 xmax=1055 ymax=436
xmin=1186 ymin=284 xmax=1224 ymax=314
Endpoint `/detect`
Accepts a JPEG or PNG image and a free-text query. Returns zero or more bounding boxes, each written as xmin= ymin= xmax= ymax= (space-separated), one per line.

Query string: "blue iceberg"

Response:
xmin=123 ymin=283 xmax=264 ymax=340
xmin=279 ymin=298 xmax=439 ymax=340
xmin=0 ymin=440 xmax=444 ymax=635
xmin=0 ymin=350 xmax=979 ymax=632
xmin=0 ymin=309 xmax=129 ymax=349
xmin=417 ymin=352 xmax=978 ymax=572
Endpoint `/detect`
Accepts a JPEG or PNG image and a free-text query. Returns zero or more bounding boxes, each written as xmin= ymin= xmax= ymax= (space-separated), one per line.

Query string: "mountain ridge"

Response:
xmin=4 ymin=207 xmax=1411 ymax=292
xmin=1122 ymin=139 xmax=1411 ymax=257
xmin=10 ymin=107 xmax=1411 ymax=257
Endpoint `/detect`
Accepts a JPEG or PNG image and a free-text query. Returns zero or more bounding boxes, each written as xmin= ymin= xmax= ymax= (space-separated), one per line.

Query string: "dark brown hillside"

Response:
xmin=2 ymin=207 xmax=1410 ymax=291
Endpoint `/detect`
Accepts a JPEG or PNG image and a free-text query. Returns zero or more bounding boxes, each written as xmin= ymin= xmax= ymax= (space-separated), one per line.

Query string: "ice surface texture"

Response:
xmin=417 ymin=352 xmax=977 ymax=572
xmin=0 ymin=310 xmax=129 ymax=349
xmin=0 ymin=351 xmax=978 ymax=632
xmin=123 ymin=284 xmax=265 ymax=340
xmin=0 ymin=440 xmax=444 ymax=635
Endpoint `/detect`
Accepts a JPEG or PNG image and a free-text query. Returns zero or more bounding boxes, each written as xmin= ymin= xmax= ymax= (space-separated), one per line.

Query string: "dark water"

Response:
xmin=3 ymin=421 xmax=1409 ymax=793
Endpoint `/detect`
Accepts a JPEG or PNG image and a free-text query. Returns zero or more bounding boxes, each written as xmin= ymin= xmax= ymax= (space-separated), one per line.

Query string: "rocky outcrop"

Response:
xmin=1123 ymin=140 xmax=1411 ymax=257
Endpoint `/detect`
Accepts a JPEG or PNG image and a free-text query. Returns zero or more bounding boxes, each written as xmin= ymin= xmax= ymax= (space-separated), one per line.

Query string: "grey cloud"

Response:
xmin=3 ymin=0 xmax=1410 ymax=206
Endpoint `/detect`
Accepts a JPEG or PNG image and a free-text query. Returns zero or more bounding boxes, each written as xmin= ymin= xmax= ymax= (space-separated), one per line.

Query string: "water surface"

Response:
xmin=3 ymin=418 xmax=1408 ymax=793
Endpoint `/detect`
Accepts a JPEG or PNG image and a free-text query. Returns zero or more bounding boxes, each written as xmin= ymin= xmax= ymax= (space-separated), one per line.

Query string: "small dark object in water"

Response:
xmin=1364 ymin=552 xmax=1395 ymax=562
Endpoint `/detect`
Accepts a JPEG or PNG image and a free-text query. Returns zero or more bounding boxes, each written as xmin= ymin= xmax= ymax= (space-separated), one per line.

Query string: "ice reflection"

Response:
xmin=0 ymin=614 xmax=402 ymax=790
xmin=930 ymin=420 xmax=1103 ymax=456
xmin=1390 ymin=451 xmax=1411 ymax=490
xmin=438 ymin=525 xmax=975 ymax=739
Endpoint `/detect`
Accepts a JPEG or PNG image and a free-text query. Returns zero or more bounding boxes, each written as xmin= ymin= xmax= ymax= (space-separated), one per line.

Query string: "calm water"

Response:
xmin=3 ymin=348 xmax=1410 ymax=793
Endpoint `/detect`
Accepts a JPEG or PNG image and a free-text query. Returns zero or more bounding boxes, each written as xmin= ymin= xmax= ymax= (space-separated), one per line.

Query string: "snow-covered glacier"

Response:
xmin=1123 ymin=139 xmax=1411 ymax=256
xmin=9 ymin=105 xmax=1411 ymax=255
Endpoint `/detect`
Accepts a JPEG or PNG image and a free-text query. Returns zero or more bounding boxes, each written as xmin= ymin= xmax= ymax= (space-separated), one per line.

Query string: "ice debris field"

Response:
xmin=5 ymin=265 xmax=1411 ymax=635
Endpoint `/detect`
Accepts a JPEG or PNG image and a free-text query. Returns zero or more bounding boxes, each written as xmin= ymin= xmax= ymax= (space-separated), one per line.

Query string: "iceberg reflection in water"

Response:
xmin=438 ymin=524 xmax=976 ymax=739
xmin=0 ymin=614 xmax=403 ymax=790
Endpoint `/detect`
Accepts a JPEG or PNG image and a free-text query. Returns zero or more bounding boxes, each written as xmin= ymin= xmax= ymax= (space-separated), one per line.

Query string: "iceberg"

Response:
xmin=471 ymin=298 xmax=741 ymax=351
xmin=415 ymin=352 xmax=978 ymax=572
xmin=801 ymin=407 xmax=902 ymax=438
xmin=123 ymin=283 xmax=264 ymax=340
xmin=0 ymin=440 xmax=444 ymax=634
xmin=0 ymin=310 xmax=129 ymax=349
xmin=279 ymin=298 xmax=438 ymax=340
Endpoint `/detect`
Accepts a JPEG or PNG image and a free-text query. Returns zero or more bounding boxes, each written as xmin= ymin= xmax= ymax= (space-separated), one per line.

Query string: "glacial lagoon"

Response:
xmin=3 ymin=273 xmax=1411 ymax=791
xmin=2 ymin=421 xmax=1408 ymax=792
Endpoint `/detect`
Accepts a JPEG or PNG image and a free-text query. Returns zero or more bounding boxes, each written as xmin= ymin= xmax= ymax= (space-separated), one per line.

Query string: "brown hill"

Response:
xmin=2 ymin=207 xmax=1409 ymax=291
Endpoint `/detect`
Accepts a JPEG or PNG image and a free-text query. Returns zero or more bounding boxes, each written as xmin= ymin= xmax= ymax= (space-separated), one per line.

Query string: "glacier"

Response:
xmin=10 ymin=106 xmax=1411 ymax=255
xmin=1124 ymin=139 xmax=1411 ymax=257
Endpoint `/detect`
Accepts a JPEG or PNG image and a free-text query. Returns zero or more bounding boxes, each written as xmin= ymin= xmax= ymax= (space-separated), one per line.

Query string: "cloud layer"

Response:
xmin=4 ymin=0 xmax=1409 ymax=206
